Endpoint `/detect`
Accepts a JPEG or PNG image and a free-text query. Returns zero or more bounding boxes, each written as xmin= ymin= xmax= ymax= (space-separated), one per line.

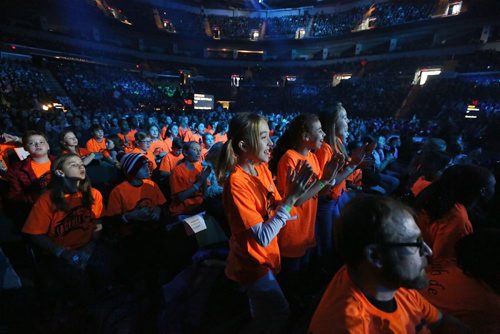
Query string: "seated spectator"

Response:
xmin=60 ymin=129 xmax=95 ymax=166
xmin=105 ymin=134 xmax=125 ymax=164
xmin=414 ymin=164 xmax=496 ymax=260
xmin=6 ymin=130 xmax=56 ymax=225
xmin=159 ymin=137 xmax=184 ymax=177
xmin=309 ymin=195 xmax=468 ymax=333
xmin=163 ymin=123 xmax=180 ymax=152
xmin=361 ymin=135 xmax=400 ymax=195
xmin=85 ymin=125 xmax=107 ymax=160
xmin=117 ymin=119 xmax=135 ymax=151
xmin=105 ymin=153 xmax=166 ymax=232
xmin=131 ymin=131 xmax=157 ymax=171
xmin=191 ymin=123 xmax=205 ymax=145
xmin=213 ymin=121 xmax=228 ymax=144
xmin=22 ymin=154 xmax=108 ymax=299
xmin=408 ymin=150 xmax=451 ymax=198
xmin=104 ymin=153 xmax=167 ymax=280
xmin=420 ymin=230 xmax=500 ymax=333
xmin=148 ymin=125 xmax=169 ymax=162
xmin=169 ymin=141 xmax=210 ymax=217
xmin=201 ymin=132 xmax=215 ymax=160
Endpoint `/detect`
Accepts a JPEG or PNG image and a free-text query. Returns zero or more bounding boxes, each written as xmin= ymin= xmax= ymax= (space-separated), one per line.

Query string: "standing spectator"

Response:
xmin=217 ymin=113 xmax=314 ymax=332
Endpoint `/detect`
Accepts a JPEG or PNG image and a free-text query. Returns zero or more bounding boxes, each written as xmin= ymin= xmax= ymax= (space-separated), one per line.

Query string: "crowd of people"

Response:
xmin=157 ymin=0 xmax=436 ymax=40
xmin=0 ymin=50 xmax=499 ymax=333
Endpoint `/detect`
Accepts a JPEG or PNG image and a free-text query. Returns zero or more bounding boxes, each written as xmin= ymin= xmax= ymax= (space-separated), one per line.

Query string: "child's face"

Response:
xmin=135 ymin=162 xmax=150 ymax=179
xmin=172 ymin=147 xmax=182 ymax=156
xmin=185 ymin=144 xmax=201 ymax=162
xmin=93 ymin=129 xmax=104 ymax=139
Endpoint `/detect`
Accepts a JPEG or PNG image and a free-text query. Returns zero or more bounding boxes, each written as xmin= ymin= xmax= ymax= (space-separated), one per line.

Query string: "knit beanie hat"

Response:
xmin=120 ymin=153 xmax=148 ymax=178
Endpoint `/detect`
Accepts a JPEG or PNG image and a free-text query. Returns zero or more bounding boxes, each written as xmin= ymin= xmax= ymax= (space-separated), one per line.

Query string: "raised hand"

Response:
xmin=322 ymin=153 xmax=345 ymax=183
xmin=284 ymin=160 xmax=316 ymax=206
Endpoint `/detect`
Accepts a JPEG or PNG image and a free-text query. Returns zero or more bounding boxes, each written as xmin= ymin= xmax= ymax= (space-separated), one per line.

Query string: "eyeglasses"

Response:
xmin=380 ymin=237 xmax=428 ymax=256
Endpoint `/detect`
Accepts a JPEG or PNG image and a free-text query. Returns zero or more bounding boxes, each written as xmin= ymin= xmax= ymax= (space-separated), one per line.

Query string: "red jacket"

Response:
xmin=6 ymin=155 xmax=56 ymax=204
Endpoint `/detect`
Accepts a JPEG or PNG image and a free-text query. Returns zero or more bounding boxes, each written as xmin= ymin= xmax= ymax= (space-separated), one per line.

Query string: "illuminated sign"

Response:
xmin=194 ymin=94 xmax=214 ymax=110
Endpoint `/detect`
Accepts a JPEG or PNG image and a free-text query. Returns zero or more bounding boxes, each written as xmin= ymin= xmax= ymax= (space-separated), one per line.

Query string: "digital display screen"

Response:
xmin=465 ymin=100 xmax=479 ymax=119
xmin=194 ymin=94 xmax=214 ymax=110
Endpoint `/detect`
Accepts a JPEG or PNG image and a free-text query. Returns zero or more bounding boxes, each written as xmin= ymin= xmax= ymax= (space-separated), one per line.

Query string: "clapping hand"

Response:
xmin=284 ymin=160 xmax=316 ymax=206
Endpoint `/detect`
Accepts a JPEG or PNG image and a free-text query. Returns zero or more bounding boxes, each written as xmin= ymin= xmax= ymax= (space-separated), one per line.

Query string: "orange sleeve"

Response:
xmin=91 ymin=188 xmax=104 ymax=219
xmin=164 ymin=137 xmax=173 ymax=152
xmin=409 ymin=290 xmax=442 ymax=326
xmin=22 ymin=193 xmax=53 ymax=235
xmin=276 ymin=152 xmax=296 ymax=196
xmin=169 ymin=164 xmax=190 ymax=195
xmin=159 ymin=155 xmax=171 ymax=173
xmin=105 ymin=186 xmax=125 ymax=217
xmin=78 ymin=147 xmax=92 ymax=157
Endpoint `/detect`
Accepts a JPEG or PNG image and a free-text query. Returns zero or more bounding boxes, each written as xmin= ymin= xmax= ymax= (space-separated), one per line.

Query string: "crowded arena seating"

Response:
xmin=0 ymin=0 xmax=499 ymax=332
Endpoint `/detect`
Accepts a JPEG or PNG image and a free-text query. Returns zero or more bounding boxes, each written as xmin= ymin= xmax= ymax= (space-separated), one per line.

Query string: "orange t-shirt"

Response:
xmin=62 ymin=147 xmax=92 ymax=158
xmin=159 ymin=153 xmax=183 ymax=174
xmin=130 ymin=148 xmax=157 ymax=170
xmin=31 ymin=160 xmax=52 ymax=179
xmin=347 ymin=168 xmax=363 ymax=187
xmin=191 ymin=132 xmax=203 ymax=144
xmin=315 ymin=142 xmax=346 ymax=200
xmin=117 ymin=131 xmax=136 ymax=150
xmin=214 ymin=133 xmax=227 ymax=144
xmin=22 ymin=188 xmax=103 ymax=250
xmin=105 ymin=179 xmax=166 ymax=217
xmin=417 ymin=203 xmax=472 ymax=260
xmin=0 ymin=142 xmax=17 ymax=171
xmin=411 ymin=176 xmax=432 ymax=197
xmin=309 ymin=266 xmax=441 ymax=334
xmin=169 ymin=161 xmax=205 ymax=216
xmin=160 ymin=126 xmax=167 ymax=139
xmin=85 ymin=138 xmax=110 ymax=158
xmin=223 ymin=163 xmax=286 ymax=284
xmin=163 ymin=137 xmax=173 ymax=152
xmin=277 ymin=149 xmax=321 ymax=258
xmin=179 ymin=126 xmax=191 ymax=141
xmin=420 ymin=259 xmax=500 ymax=333
xmin=149 ymin=139 xmax=169 ymax=157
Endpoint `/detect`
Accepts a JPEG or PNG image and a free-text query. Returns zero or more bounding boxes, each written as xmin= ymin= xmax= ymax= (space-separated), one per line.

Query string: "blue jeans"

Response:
xmin=315 ymin=191 xmax=353 ymax=257
xmin=244 ymin=270 xmax=290 ymax=333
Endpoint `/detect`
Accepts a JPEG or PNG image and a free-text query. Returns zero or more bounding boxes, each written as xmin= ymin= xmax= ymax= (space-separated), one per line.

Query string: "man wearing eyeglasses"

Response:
xmin=309 ymin=195 xmax=469 ymax=333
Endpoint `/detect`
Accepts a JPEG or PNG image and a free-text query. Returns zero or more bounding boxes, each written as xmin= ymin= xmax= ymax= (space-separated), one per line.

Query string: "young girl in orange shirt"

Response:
xmin=270 ymin=114 xmax=344 ymax=278
xmin=59 ymin=129 xmax=95 ymax=166
xmin=315 ymin=103 xmax=369 ymax=262
xmin=22 ymin=154 xmax=108 ymax=299
xmin=217 ymin=113 xmax=317 ymax=332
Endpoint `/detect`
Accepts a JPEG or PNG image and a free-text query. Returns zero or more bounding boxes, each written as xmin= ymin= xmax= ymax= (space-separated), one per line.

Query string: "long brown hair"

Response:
xmin=319 ymin=102 xmax=349 ymax=159
xmin=269 ymin=113 xmax=319 ymax=175
xmin=49 ymin=154 xmax=94 ymax=212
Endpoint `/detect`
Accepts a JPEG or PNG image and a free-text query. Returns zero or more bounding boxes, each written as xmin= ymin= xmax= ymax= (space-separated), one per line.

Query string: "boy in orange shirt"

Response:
xmin=158 ymin=137 xmax=184 ymax=177
xmin=169 ymin=141 xmax=210 ymax=217
xmin=105 ymin=153 xmax=167 ymax=279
